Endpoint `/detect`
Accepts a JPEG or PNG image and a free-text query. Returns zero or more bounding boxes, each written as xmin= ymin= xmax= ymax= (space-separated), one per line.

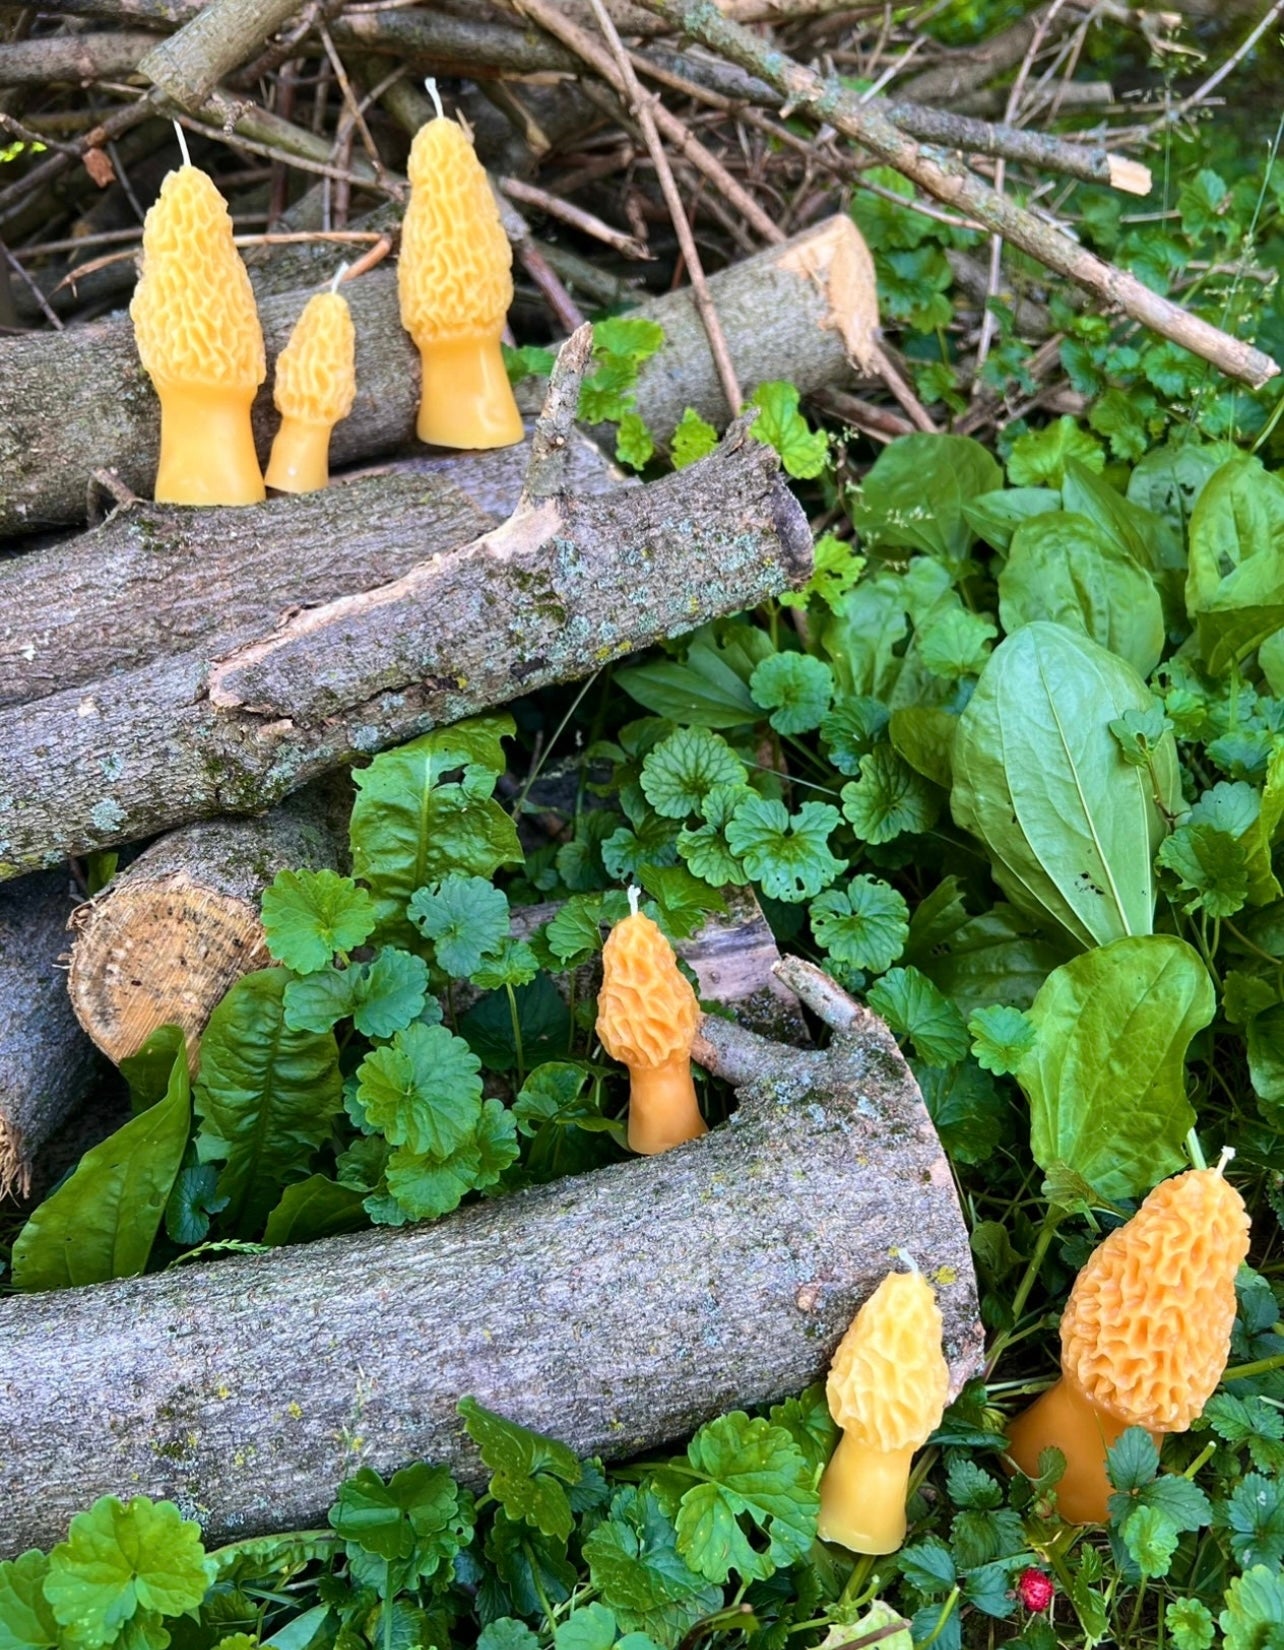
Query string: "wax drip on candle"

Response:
xmin=264 ymin=263 xmax=357 ymax=494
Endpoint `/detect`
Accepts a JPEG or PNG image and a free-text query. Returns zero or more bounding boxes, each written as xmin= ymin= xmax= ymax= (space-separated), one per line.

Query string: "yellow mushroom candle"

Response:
xmin=397 ymin=84 xmax=523 ymax=450
xmin=264 ymin=272 xmax=356 ymax=494
xmin=130 ymin=134 xmax=266 ymax=505
xmin=596 ymin=888 xmax=705 ymax=1155
xmin=818 ymin=1262 xmax=949 ymax=1555
xmin=1006 ymin=1152 xmax=1250 ymax=1524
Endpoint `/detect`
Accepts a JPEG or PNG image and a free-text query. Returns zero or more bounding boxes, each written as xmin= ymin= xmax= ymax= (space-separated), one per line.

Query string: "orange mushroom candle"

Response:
xmin=264 ymin=270 xmax=356 ymax=493
xmin=397 ymin=83 xmax=523 ymax=451
xmin=1006 ymin=1151 xmax=1250 ymax=1523
xmin=596 ymin=887 xmax=705 ymax=1155
xmin=818 ymin=1260 xmax=949 ymax=1555
xmin=130 ymin=128 xmax=266 ymax=505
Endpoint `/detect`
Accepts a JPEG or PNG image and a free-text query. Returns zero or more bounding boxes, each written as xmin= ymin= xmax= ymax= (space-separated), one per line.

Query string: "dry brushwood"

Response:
xmin=0 ymin=955 xmax=982 ymax=1556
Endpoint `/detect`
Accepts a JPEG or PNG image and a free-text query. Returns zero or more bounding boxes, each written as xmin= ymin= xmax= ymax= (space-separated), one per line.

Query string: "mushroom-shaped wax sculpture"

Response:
xmin=264 ymin=277 xmax=356 ymax=494
xmin=818 ymin=1262 xmax=950 ymax=1555
xmin=1006 ymin=1153 xmax=1250 ymax=1523
xmin=397 ymin=85 xmax=523 ymax=451
xmin=596 ymin=890 xmax=705 ymax=1155
xmin=130 ymin=146 xmax=266 ymax=505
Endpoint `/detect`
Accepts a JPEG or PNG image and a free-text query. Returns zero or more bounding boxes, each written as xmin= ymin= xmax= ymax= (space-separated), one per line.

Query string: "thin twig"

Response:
xmin=501 ymin=175 xmax=651 ymax=260
xmin=2 ymin=241 xmax=64 ymax=330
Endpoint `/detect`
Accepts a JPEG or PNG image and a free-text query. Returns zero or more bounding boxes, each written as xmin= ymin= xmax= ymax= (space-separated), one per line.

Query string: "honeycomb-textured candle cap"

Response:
xmin=1061 ymin=1166 xmax=1251 ymax=1431
xmin=596 ymin=912 xmax=699 ymax=1070
xmin=398 ymin=117 xmax=513 ymax=347
xmin=273 ymin=291 xmax=356 ymax=426
xmin=130 ymin=165 xmax=265 ymax=391
xmin=827 ymin=1269 xmax=949 ymax=1452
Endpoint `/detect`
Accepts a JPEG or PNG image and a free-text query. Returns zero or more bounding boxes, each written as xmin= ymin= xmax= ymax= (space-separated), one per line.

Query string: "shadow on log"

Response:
xmin=0 ymin=957 xmax=982 ymax=1556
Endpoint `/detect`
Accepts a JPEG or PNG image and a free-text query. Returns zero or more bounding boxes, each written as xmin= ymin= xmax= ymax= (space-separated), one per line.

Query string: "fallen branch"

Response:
xmin=0 ymin=957 xmax=982 ymax=1556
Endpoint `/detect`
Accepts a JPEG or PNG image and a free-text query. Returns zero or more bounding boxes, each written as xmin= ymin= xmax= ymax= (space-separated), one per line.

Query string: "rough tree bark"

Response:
xmin=0 ymin=958 xmax=983 ymax=1556
xmin=0 ymin=215 xmax=864 ymax=538
xmin=0 ymin=872 xmax=102 ymax=1200
xmin=136 ymin=0 xmax=302 ymax=108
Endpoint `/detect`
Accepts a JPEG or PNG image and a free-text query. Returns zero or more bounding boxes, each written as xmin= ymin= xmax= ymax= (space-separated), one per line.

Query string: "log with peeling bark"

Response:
xmin=0 ymin=957 xmax=982 ymax=1556
xmin=0 ymin=215 xmax=865 ymax=540
xmin=0 ymin=872 xmax=103 ymax=1200
xmin=67 ymin=786 xmax=347 ymax=1068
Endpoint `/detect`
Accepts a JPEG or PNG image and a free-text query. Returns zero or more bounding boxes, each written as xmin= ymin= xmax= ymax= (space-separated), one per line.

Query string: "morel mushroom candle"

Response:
xmin=397 ymin=84 xmax=523 ymax=451
xmin=264 ymin=273 xmax=356 ymax=494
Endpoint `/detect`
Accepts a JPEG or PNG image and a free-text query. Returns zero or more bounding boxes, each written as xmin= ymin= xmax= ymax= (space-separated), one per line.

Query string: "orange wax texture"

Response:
xmin=1007 ymin=1165 xmax=1250 ymax=1523
xmin=130 ymin=165 xmax=266 ymax=505
xmin=818 ymin=1269 xmax=950 ymax=1555
xmin=264 ymin=291 xmax=357 ymax=493
xmin=397 ymin=115 xmax=523 ymax=450
xmin=596 ymin=910 xmax=704 ymax=1155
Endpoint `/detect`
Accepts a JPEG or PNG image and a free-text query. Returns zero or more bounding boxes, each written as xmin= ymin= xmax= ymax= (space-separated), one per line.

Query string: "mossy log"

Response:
xmin=0 ymin=425 xmax=810 ymax=880
xmin=0 ymin=215 xmax=864 ymax=539
xmin=0 ymin=872 xmax=102 ymax=1200
xmin=0 ymin=958 xmax=982 ymax=1555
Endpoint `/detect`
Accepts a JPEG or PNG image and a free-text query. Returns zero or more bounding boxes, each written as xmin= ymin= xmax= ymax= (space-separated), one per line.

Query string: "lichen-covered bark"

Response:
xmin=0 ymin=999 xmax=982 ymax=1555
xmin=0 ymin=430 xmax=810 ymax=878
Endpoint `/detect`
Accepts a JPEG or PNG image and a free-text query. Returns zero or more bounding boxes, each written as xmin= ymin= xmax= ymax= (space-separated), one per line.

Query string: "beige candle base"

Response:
xmin=1006 ymin=1375 xmax=1158 ymax=1523
xmin=265 ymin=416 xmax=333 ymax=494
xmin=817 ymin=1431 xmax=915 ymax=1555
xmin=154 ymin=382 xmax=265 ymax=506
xmin=416 ymin=333 xmax=524 ymax=451
xmin=627 ymin=1057 xmax=707 ymax=1155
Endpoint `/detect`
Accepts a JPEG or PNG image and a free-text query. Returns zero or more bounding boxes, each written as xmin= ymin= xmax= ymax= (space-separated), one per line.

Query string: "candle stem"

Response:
xmin=265 ymin=416 xmax=333 ymax=493
xmin=415 ymin=333 xmax=524 ymax=450
xmin=153 ymin=380 xmax=264 ymax=506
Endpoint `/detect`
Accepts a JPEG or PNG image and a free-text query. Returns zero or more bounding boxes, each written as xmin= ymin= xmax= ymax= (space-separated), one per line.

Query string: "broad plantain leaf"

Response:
xmin=1186 ymin=458 xmax=1284 ymax=675
xmin=262 ymin=1175 xmax=369 ymax=1245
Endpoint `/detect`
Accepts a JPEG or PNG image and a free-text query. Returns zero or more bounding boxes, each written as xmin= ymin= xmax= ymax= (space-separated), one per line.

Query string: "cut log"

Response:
xmin=0 ymin=872 xmax=103 ymax=1200
xmin=0 ymin=957 xmax=982 ymax=1555
xmin=0 ymin=424 xmax=810 ymax=880
xmin=67 ymin=787 xmax=348 ymax=1068
xmin=0 ymin=214 xmax=863 ymax=539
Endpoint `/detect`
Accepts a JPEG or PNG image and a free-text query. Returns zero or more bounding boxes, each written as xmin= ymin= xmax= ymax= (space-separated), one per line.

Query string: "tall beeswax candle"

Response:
xmin=397 ymin=95 xmax=523 ymax=451
xmin=264 ymin=285 xmax=356 ymax=493
xmin=130 ymin=162 xmax=266 ymax=505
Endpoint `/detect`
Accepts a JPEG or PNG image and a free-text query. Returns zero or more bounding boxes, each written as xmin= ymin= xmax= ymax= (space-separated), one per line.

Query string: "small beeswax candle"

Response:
xmin=818 ymin=1261 xmax=949 ymax=1555
xmin=597 ymin=888 xmax=705 ymax=1155
xmin=1006 ymin=1153 xmax=1250 ymax=1523
xmin=264 ymin=273 xmax=356 ymax=494
xmin=397 ymin=86 xmax=523 ymax=451
xmin=130 ymin=139 xmax=266 ymax=505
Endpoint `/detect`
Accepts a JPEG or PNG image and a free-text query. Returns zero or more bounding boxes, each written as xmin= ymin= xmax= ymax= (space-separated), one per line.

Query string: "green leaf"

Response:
xmin=479 ymin=1621 xmax=540 ymax=1650
xmin=899 ymin=1537 xmax=956 ymax=1593
xmin=963 ymin=487 xmax=1061 ymax=552
xmin=459 ymin=975 xmax=570 ymax=1073
xmin=767 ymin=1383 xmax=838 ymax=1476
xmin=45 ymin=1498 xmax=214 ymax=1648
xmin=583 ymin=1489 xmax=723 ymax=1641
xmin=328 ymin=1462 xmax=467 ymax=1580
xmin=780 ymin=532 xmax=865 ymax=614
xmin=502 ymin=343 xmax=555 ymax=384
xmin=841 ymin=745 xmax=940 ymax=844
xmin=555 ymin=1604 xmax=619 ymax=1650
xmin=676 ymin=785 xmax=753 ymax=888
xmin=916 ymin=607 xmax=996 ymax=681
xmin=968 ymin=1004 xmax=1035 ymax=1075
xmin=1018 ymin=937 xmax=1213 ymax=1201
xmin=640 ymin=727 xmax=747 ymax=819
xmin=749 ymin=653 xmax=834 ymax=734
xmin=261 ymin=869 xmax=375 ymax=975
xmin=0 ymin=1552 xmax=59 ymax=1650
xmin=1187 ymin=458 xmax=1284 ymax=674
xmin=593 ymin=315 xmax=664 ymax=365
xmin=748 ymin=382 xmax=828 ymax=479
xmin=469 ymin=936 xmax=540 ymax=990
xmin=458 ymin=1397 xmax=581 ymax=1542
xmin=1121 ymin=1505 xmax=1179 ymax=1577
xmin=724 ymin=797 xmax=843 ymax=902
xmin=1220 ymin=1565 xmax=1284 ymax=1650
xmin=119 ymin=1024 xmax=187 ymax=1117
xmin=672 ymin=1413 xmax=818 ymax=1583
xmin=355 ymin=1022 xmax=482 ymax=1157
xmin=349 ymin=718 xmax=521 ymax=946
xmin=809 ymin=875 xmax=909 ymax=972
xmin=1007 ymin=417 xmax=1104 ymax=488
xmin=821 ymin=694 xmax=889 ymax=775
xmin=1204 ymin=1393 xmax=1284 ymax=1472
xmin=283 ymin=949 xmax=429 ymax=1038
xmin=1166 ymin=1599 xmax=1215 ymax=1650
xmin=409 ymin=874 xmax=510 ymax=977
xmin=615 ymin=411 xmax=654 ymax=471
xmin=1222 ymin=1474 xmax=1284 ymax=1570
xmin=951 ymin=623 xmax=1182 ymax=949
xmin=917 ymin=1058 xmax=1007 ymax=1166
xmin=867 ymin=966 xmax=969 ymax=1066
xmin=852 ymin=434 xmax=1001 ymax=567
xmin=1109 ymin=704 xmax=1174 ymax=769
xmin=1157 ymin=823 xmax=1249 ymax=917
xmin=618 ymin=643 xmax=757 ymax=729
xmin=1128 ymin=437 xmax=1239 ymax=536
xmin=380 ymin=1097 xmax=518 ymax=1221
xmin=670 ymin=407 xmax=719 ymax=469
xmin=164 ymin=1162 xmax=228 ymax=1245
xmin=12 ymin=1032 xmax=190 ymax=1290
xmin=194 ymin=970 xmax=342 ymax=1237
xmin=998 ymin=513 xmax=1165 ymax=678
xmin=262 ymin=1175 xmax=368 ymax=1245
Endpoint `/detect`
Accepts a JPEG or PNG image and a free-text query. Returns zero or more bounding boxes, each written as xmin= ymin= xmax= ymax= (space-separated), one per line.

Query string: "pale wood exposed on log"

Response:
xmin=0 ymin=961 xmax=982 ymax=1555
xmin=0 ymin=872 xmax=102 ymax=1200
xmin=138 ymin=0 xmax=338 ymax=110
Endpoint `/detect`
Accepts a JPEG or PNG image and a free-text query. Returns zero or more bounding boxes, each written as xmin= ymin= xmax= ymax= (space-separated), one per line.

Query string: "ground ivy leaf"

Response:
xmin=593 ymin=315 xmax=664 ymax=365
xmin=1157 ymin=823 xmax=1249 ymax=918
xmin=767 ymin=1384 xmax=838 ymax=1476
xmin=356 ymin=1022 xmax=482 ymax=1156
xmin=554 ymin=1604 xmax=618 ymax=1650
xmin=261 ymin=869 xmax=376 ymax=975
xmin=164 ymin=1163 xmax=228 ymax=1246
xmin=281 ymin=965 xmax=355 ymax=1034
xmin=1007 ymin=416 xmax=1104 ymax=488
xmin=469 ymin=937 xmax=540 ymax=991
xmin=479 ymin=1621 xmax=540 ymax=1650
xmin=749 ymin=653 xmax=834 ymax=734
xmin=670 ymin=407 xmax=719 ymax=469
xmin=351 ymin=949 xmax=430 ymax=1039
xmin=583 ymin=1488 xmax=723 ymax=1641
xmin=677 ymin=784 xmax=753 ymax=887
xmin=916 ymin=607 xmax=996 ymax=680
xmin=328 ymin=1463 xmax=466 ymax=1581
xmin=673 ymin=1412 xmax=818 ymax=1584
xmin=841 ymin=746 xmax=940 ymax=844
xmin=810 ymin=875 xmax=909 ymax=972
xmin=820 ymin=695 xmax=890 ymax=775
xmin=780 ymin=532 xmax=866 ymax=614
xmin=45 ymin=1498 xmax=214 ymax=1648
xmin=0 ymin=1551 xmax=59 ymax=1650
xmin=1220 ymin=1565 xmax=1284 ymax=1650
xmin=615 ymin=411 xmax=654 ymax=471
xmin=968 ymin=1004 xmax=1036 ymax=1076
xmin=410 ymin=874 xmax=511 ymax=978
xmin=724 ymin=797 xmax=843 ymax=902
xmin=748 ymin=381 xmax=829 ymax=479
xmin=867 ymin=966 xmax=969 ymax=1066
xmin=459 ymin=1397 xmax=581 ymax=1542
xmin=640 ymin=727 xmax=747 ymax=819
xmin=1122 ymin=1505 xmax=1179 ymax=1577
xmin=1166 ymin=1598 xmax=1215 ymax=1650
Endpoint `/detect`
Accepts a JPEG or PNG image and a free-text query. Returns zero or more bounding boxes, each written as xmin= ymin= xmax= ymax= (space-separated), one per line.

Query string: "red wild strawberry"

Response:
xmin=1016 ymin=1568 xmax=1055 ymax=1613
